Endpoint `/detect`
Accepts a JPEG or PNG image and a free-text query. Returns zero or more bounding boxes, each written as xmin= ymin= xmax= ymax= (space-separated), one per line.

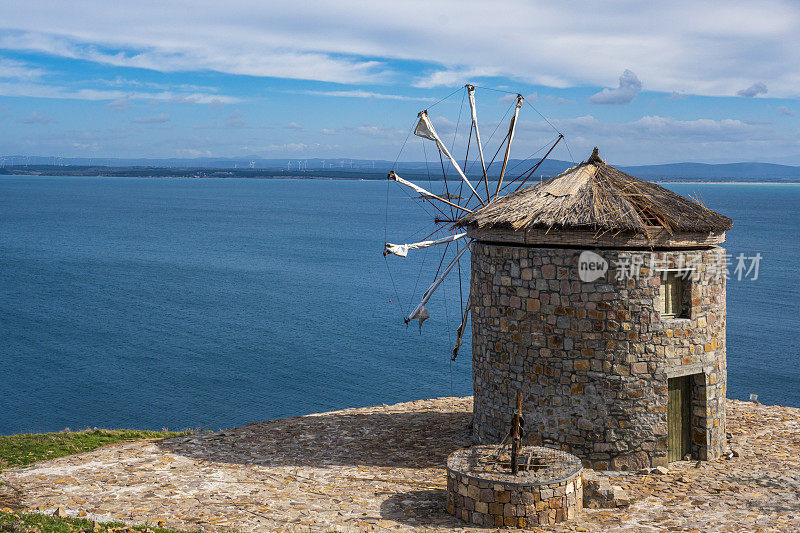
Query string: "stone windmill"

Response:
xmin=456 ymin=148 xmax=733 ymax=469
xmin=383 ymin=85 xmax=732 ymax=469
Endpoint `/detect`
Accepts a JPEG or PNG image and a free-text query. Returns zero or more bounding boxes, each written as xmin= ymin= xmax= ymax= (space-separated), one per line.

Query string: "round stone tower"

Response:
xmin=456 ymin=148 xmax=733 ymax=470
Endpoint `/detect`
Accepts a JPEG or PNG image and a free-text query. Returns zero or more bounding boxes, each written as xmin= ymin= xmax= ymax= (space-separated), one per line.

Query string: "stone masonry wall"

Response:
xmin=470 ymin=243 xmax=727 ymax=470
xmin=446 ymin=468 xmax=582 ymax=528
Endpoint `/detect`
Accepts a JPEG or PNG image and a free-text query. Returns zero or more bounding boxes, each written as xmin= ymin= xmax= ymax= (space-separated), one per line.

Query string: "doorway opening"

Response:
xmin=667 ymin=375 xmax=692 ymax=462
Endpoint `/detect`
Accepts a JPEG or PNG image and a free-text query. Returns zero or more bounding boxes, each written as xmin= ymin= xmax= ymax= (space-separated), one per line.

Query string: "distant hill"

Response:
xmin=618 ymin=162 xmax=800 ymax=180
xmin=2 ymin=156 xmax=799 ymax=182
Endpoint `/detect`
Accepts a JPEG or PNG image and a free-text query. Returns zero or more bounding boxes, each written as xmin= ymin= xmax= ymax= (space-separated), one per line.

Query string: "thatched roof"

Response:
xmin=457 ymin=148 xmax=732 ymax=235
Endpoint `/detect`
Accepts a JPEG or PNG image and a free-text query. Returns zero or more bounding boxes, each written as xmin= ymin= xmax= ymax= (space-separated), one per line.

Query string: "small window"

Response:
xmin=660 ymin=272 xmax=683 ymax=319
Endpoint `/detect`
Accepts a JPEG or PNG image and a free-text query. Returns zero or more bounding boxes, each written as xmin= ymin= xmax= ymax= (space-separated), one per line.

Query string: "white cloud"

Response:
xmin=298 ymin=89 xmax=434 ymax=102
xmin=0 ymin=31 xmax=387 ymax=84
xmin=428 ymin=115 xmax=457 ymax=135
xmin=0 ymin=4 xmax=798 ymax=96
xmin=0 ymin=57 xmax=45 ymax=79
xmin=106 ymin=95 xmax=130 ymax=111
xmin=132 ymin=113 xmax=170 ymax=124
xmin=589 ymin=70 xmax=642 ymax=105
xmin=224 ymin=110 xmax=249 ymax=129
xmin=17 ymin=3 xmax=800 ymax=95
xmin=413 ymin=67 xmax=502 ymax=88
xmin=174 ymin=148 xmax=213 ymax=157
xmin=776 ymin=105 xmax=795 ymax=116
xmin=630 ymin=115 xmax=751 ymax=139
xmin=285 ymin=122 xmax=304 ymax=131
xmin=544 ymin=94 xmax=572 ymax=105
xmin=511 ymin=113 xmax=789 ymax=163
xmin=349 ymin=125 xmax=405 ymax=139
xmin=0 ymin=80 xmax=239 ymax=104
xmin=262 ymin=142 xmax=320 ymax=153
xmin=167 ymin=94 xmax=232 ymax=105
xmin=19 ymin=111 xmax=55 ymax=124
xmin=520 ymin=114 xmax=758 ymax=142
xmin=98 ymin=76 xmax=219 ymax=93
xmin=736 ymin=82 xmax=767 ymax=97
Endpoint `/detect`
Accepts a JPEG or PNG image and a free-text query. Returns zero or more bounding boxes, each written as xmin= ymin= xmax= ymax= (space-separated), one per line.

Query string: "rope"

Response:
xmin=385 ymin=169 xmax=390 ymax=243
xmin=393 ymin=120 xmax=416 ymax=168
xmin=451 ymin=89 xmax=465 ymax=153
xmin=562 ymin=136 xmax=577 ymax=166
xmin=415 ymin=223 xmax=453 ymax=244
xmin=470 ymin=84 xmax=562 ymax=137
xmin=427 ymin=86 xmax=464 ymax=110
xmin=524 ymin=100 xmax=562 ymax=137
xmin=423 ymin=139 xmax=433 ymax=192
xmin=472 ymin=84 xmax=516 ymax=95
xmin=387 ymin=119 xmax=416 ymax=242
xmin=384 ymin=152 xmax=405 ymax=322
xmin=438 ymin=149 xmax=454 ymax=220
xmin=433 ymin=240 xmax=451 ymax=280
xmin=384 ymin=256 xmax=406 ymax=322
xmin=449 ymin=358 xmax=454 ymax=395
xmin=498 ymin=135 xmax=560 ymax=194
xmin=410 ymin=245 xmax=429 ymax=320
xmin=485 ymin=130 xmax=510 ymax=178
xmin=465 ymin=100 xmax=514 ymax=176
xmin=461 ymin=126 xmax=511 ymax=206
xmin=393 ymin=170 xmax=449 ymax=224
xmin=442 ymin=247 xmax=452 ymax=343
xmin=505 ymin=136 xmax=557 ymax=176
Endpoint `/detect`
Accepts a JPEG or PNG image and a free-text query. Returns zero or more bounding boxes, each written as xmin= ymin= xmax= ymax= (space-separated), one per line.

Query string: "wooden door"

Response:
xmin=667 ymin=376 xmax=691 ymax=461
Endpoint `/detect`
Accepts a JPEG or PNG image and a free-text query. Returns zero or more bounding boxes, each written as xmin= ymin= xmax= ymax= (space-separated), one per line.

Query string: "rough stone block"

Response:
xmin=495 ymin=490 xmax=511 ymax=503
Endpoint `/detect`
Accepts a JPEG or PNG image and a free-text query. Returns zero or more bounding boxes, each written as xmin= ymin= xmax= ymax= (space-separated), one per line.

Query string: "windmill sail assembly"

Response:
xmin=383 ymin=84 xmax=566 ymax=359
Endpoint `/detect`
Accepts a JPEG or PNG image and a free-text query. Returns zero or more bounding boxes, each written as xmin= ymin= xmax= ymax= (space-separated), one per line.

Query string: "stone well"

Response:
xmin=446 ymin=445 xmax=583 ymax=528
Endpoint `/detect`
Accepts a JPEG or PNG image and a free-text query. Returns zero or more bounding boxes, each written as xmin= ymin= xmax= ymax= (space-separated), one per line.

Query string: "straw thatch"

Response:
xmin=457 ymin=148 xmax=732 ymax=235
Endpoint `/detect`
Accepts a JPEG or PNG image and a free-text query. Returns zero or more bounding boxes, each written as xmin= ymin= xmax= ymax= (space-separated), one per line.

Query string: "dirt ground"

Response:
xmin=2 ymin=397 xmax=798 ymax=532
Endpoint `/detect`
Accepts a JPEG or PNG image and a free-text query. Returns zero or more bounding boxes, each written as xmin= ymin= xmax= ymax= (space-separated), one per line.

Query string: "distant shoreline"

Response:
xmin=656 ymin=181 xmax=800 ymax=185
xmin=2 ymin=171 xmax=799 ymax=185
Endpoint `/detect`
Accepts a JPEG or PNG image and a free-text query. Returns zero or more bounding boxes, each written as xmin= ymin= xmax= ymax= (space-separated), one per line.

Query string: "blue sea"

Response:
xmin=1 ymin=177 xmax=798 ymax=435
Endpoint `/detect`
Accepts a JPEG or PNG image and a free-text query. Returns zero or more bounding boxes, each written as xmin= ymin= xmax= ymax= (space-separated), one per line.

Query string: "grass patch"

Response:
xmin=0 ymin=429 xmax=188 ymax=472
xmin=0 ymin=430 xmax=194 ymax=532
xmin=0 ymin=508 xmax=188 ymax=533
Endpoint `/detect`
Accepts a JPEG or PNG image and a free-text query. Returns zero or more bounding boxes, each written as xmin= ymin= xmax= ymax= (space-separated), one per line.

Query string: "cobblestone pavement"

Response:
xmin=1 ymin=398 xmax=798 ymax=532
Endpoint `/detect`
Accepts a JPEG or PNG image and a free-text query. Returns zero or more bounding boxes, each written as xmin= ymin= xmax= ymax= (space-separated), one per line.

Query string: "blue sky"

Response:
xmin=0 ymin=1 xmax=798 ymax=165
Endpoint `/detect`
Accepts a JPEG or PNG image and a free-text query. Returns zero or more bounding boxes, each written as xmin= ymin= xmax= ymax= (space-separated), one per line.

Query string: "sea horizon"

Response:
xmin=2 ymin=176 xmax=797 ymax=435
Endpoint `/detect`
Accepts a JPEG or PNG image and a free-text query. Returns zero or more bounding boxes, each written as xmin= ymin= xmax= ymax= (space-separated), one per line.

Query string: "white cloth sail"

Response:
xmin=408 ymin=243 xmax=470 ymax=327
xmin=388 ymin=171 xmax=473 ymax=213
xmin=384 ymin=233 xmax=467 ymax=258
xmin=414 ymin=111 xmax=483 ymax=203
xmin=411 ymin=305 xmax=430 ymax=330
